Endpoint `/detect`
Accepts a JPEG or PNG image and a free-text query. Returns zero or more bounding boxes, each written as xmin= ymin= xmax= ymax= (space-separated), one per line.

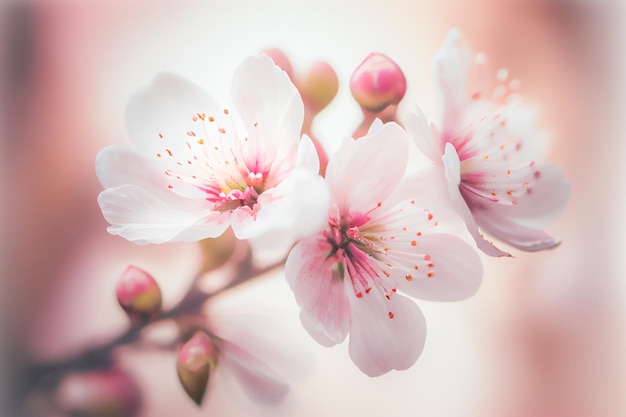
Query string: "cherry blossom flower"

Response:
xmin=96 ymin=55 xmax=328 ymax=259
xmin=405 ymin=29 xmax=570 ymax=257
xmin=181 ymin=305 xmax=312 ymax=415
xmin=285 ymin=122 xmax=482 ymax=376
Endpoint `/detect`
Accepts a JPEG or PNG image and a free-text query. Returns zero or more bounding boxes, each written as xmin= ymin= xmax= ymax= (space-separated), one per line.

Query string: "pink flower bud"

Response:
xmin=176 ymin=331 xmax=218 ymax=405
xmin=55 ymin=369 xmax=141 ymax=417
xmin=261 ymin=48 xmax=294 ymax=80
xmin=115 ymin=266 xmax=162 ymax=325
xmin=350 ymin=52 xmax=407 ymax=113
xmin=298 ymin=60 xmax=339 ymax=113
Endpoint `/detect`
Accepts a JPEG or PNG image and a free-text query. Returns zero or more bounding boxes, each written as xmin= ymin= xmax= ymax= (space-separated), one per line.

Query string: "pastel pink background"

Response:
xmin=2 ymin=0 xmax=625 ymax=416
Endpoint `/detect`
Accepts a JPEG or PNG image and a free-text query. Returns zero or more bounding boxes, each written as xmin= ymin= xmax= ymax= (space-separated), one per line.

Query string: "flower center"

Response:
xmin=212 ymin=172 xmax=265 ymax=212
xmin=324 ymin=206 xmax=395 ymax=300
xmin=324 ymin=212 xmax=373 ymax=259
xmin=156 ymin=109 xmax=275 ymax=213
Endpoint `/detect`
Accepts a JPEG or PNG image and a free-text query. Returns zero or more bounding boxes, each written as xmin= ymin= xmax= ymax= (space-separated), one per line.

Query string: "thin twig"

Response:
xmin=18 ymin=254 xmax=285 ymax=408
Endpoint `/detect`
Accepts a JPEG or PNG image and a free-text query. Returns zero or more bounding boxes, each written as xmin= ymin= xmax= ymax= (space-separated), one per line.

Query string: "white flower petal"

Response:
xmin=95 ymin=146 xmax=205 ymax=200
xmin=296 ymin=134 xmax=320 ymax=174
xmin=347 ymin=284 xmax=427 ymax=377
xmin=443 ymin=143 xmax=511 ymax=257
xmin=285 ymin=238 xmax=351 ymax=347
xmin=246 ymin=232 xmax=296 ymax=266
xmin=500 ymin=100 xmax=551 ymax=161
xmin=385 ymin=165 xmax=465 ymax=236
xmin=403 ymin=105 xmax=443 ymax=162
xmin=231 ymin=55 xmax=303 ymax=164
xmin=499 ymin=162 xmax=570 ymax=229
xmin=125 ymin=73 xmax=220 ymax=158
xmin=473 ymin=206 xmax=561 ymax=251
xmin=219 ymin=341 xmax=289 ymax=405
xmin=326 ymin=122 xmax=409 ymax=213
xmin=98 ymin=184 xmax=229 ymax=244
xmin=391 ymin=233 xmax=483 ymax=301
xmin=434 ymin=28 xmax=472 ymax=136
xmin=366 ymin=118 xmax=384 ymax=135
xmin=207 ymin=307 xmax=314 ymax=381
xmin=231 ymin=168 xmax=329 ymax=243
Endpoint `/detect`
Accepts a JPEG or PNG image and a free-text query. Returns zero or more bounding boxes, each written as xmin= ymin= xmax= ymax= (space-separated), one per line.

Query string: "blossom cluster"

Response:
xmin=95 ymin=29 xmax=569 ymax=408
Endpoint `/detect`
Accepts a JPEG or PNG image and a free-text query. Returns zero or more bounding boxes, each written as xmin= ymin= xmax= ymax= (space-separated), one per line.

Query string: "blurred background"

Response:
xmin=1 ymin=0 xmax=625 ymax=416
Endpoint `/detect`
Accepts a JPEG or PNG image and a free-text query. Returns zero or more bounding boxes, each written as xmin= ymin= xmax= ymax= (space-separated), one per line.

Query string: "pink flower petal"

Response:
xmin=442 ymin=143 xmax=512 ymax=257
xmin=434 ymin=28 xmax=472 ymax=138
xmin=246 ymin=168 xmax=329 ymax=263
xmin=459 ymin=162 xmax=569 ymax=252
xmin=207 ymin=311 xmax=313 ymax=383
xmin=219 ymin=341 xmax=289 ymax=405
xmin=285 ymin=238 xmax=351 ymax=347
xmin=385 ymin=166 xmax=463 ymax=233
xmin=390 ymin=233 xmax=482 ymax=301
xmin=325 ymin=122 xmax=409 ymax=214
xmin=496 ymin=162 xmax=570 ymax=229
xmin=96 ymin=146 xmax=205 ymax=200
xmin=231 ymin=55 xmax=303 ymax=169
xmin=499 ymin=100 xmax=551 ymax=161
xmin=403 ymin=104 xmax=444 ymax=162
xmin=473 ymin=206 xmax=561 ymax=251
xmin=231 ymin=167 xmax=329 ymax=249
xmin=296 ymin=134 xmax=320 ymax=174
xmin=347 ymin=284 xmax=427 ymax=377
xmin=125 ymin=73 xmax=221 ymax=159
xmin=98 ymin=184 xmax=229 ymax=244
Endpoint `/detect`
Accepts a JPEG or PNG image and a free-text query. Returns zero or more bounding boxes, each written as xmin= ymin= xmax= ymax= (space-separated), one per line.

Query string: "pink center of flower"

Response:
xmin=154 ymin=110 xmax=281 ymax=213
xmin=324 ymin=205 xmax=397 ymax=309
xmin=321 ymin=202 xmax=441 ymax=320
xmin=446 ymin=65 xmax=541 ymax=205
xmin=448 ymin=112 xmax=540 ymax=205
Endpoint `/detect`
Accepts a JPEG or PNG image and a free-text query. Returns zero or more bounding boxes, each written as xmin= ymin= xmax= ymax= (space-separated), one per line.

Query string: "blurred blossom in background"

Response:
xmin=1 ymin=0 xmax=625 ymax=416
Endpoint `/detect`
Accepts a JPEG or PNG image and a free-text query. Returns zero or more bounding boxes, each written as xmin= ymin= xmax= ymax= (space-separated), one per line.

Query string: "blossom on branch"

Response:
xmin=285 ymin=121 xmax=482 ymax=376
xmin=195 ymin=307 xmax=312 ymax=414
xmin=96 ymin=55 xmax=328 ymax=259
xmin=405 ymin=29 xmax=570 ymax=257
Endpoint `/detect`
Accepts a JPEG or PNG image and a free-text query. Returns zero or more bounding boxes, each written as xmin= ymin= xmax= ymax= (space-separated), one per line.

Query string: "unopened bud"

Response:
xmin=298 ymin=60 xmax=339 ymax=113
xmin=116 ymin=266 xmax=162 ymax=325
xmin=350 ymin=52 xmax=406 ymax=113
xmin=55 ymin=369 xmax=141 ymax=417
xmin=176 ymin=331 xmax=218 ymax=405
xmin=261 ymin=48 xmax=294 ymax=80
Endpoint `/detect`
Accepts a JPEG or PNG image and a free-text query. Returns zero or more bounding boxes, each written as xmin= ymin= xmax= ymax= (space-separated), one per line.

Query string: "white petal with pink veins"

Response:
xmin=386 ymin=166 xmax=463 ymax=234
xmin=434 ymin=28 xmax=472 ymax=137
xmin=326 ymin=122 xmax=408 ymax=214
xmin=125 ymin=72 xmax=221 ymax=159
xmin=473 ymin=206 xmax=561 ymax=251
xmin=98 ymin=184 xmax=229 ymax=244
xmin=96 ymin=146 xmax=205 ymax=200
xmin=496 ymin=162 xmax=570 ymax=229
xmin=246 ymin=170 xmax=329 ymax=263
xmin=347 ymin=283 xmax=427 ymax=377
xmin=389 ymin=233 xmax=482 ymax=301
xmin=443 ymin=143 xmax=512 ymax=257
xmin=231 ymin=167 xmax=328 ymax=240
xmin=98 ymin=56 xmax=318 ymax=247
xmin=231 ymin=55 xmax=303 ymax=169
xmin=285 ymin=238 xmax=351 ymax=347
xmin=500 ymin=100 xmax=551 ymax=161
